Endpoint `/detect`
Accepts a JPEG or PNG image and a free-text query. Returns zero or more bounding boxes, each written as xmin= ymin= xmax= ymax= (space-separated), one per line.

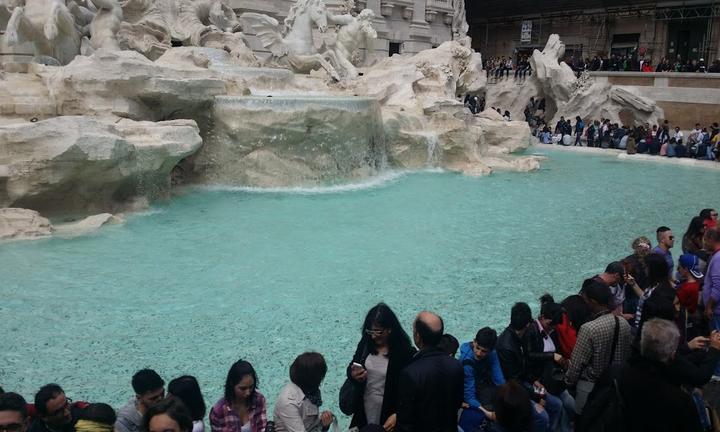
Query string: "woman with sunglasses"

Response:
xmin=345 ymin=303 xmax=415 ymax=431
xmin=210 ymin=360 xmax=266 ymax=432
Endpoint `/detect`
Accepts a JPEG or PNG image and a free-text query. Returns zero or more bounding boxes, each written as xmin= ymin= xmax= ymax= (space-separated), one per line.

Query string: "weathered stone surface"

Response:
xmin=191 ymin=96 xmax=386 ymax=186
xmin=474 ymin=113 xmax=533 ymax=155
xmin=349 ymin=41 xmax=485 ymax=110
xmin=53 ymin=213 xmax=124 ymax=237
xmin=0 ymin=208 xmax=52 ymax=241
xmin=0 ymin=116 xmax=202 ymax=215
xmin=39 ymin=49 xmax=227 ymax=120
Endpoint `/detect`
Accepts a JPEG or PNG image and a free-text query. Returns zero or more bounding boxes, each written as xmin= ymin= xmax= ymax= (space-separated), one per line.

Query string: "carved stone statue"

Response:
xmin=326 ymin=8 xmax=376 ymax=80
xmin=240 ymin=0 xmax=341 ymax=80
xmin=5 ymin=0 xmax=83 ymax=65
xmin=88 ymin=0 xmax=122 ymax=51
xmin=118 ymin=0 xmax=255 ymax=62
xmin=451 ymin=0 xmax=469 ymax=47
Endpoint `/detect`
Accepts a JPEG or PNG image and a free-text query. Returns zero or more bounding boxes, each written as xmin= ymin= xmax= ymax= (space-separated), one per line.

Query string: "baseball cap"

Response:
xmin=679 ymin=254 xmax=703 ymax=279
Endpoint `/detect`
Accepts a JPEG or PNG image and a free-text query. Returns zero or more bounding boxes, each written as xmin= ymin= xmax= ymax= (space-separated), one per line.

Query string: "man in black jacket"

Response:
xmin=396 ymin=311 xmax=463 ymax=432
xmin=620 ymin=318 xmax=703 ymax=431
xmin=497 ymin=303 xmax=565 ymax=432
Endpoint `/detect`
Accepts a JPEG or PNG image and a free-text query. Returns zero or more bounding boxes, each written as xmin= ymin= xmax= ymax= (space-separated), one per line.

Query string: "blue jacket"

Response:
xmin=459 ymin=342 xmax=505 ymax=409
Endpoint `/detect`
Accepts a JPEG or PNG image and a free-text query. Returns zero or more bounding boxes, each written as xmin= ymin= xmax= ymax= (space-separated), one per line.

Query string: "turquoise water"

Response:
xmin=1 ymin=150 xmax=719 ymax=423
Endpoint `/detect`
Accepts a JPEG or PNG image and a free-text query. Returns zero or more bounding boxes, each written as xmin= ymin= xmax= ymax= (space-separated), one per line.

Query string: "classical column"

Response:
xmin=412 ymin=0 xmax=428 ymax=27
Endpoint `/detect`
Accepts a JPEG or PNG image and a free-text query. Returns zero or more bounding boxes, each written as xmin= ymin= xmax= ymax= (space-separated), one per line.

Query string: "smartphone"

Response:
xmin=351 ymin=362 xmax=365 ymax=370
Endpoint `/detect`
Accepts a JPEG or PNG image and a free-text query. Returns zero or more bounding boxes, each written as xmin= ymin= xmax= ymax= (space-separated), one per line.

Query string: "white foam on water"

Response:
xmin=195 ymin=169 xmax=445 ymax=195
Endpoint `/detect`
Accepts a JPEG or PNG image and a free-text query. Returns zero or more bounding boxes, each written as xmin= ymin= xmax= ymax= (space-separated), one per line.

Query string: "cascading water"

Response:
xmin=425 ymin=134 xmax=440 ymax=167
xmin=191 ymin=95 xmax=387 ymax=187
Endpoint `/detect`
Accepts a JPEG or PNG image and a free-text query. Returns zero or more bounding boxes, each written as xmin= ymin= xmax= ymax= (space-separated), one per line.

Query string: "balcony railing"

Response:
xmin=426 ymin=0 xmax=453 ymax=13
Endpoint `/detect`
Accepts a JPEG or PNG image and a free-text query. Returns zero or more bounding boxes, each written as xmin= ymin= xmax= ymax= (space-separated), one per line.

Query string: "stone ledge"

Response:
xmin=531 ymin=143 xmax=720 ymax=171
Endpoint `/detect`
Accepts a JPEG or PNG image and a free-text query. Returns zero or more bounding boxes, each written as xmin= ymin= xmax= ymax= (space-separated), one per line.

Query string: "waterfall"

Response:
xmin=192 ymin=95 xmax=388 ymax=187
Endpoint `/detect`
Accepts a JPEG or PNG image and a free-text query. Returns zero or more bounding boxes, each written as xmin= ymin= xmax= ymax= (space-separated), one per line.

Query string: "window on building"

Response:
xmin=389 ymin=42 xmax=401 ymax=57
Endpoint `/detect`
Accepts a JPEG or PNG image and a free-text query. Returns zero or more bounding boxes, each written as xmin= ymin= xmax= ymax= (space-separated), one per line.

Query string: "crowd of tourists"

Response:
xmin=484 ymin=52 xmax=720 ymax=81
xmin=535 ymin=116 xmax=720 ymax=160
xmin=3 ymin=210 xmax=720 ymax=432
xmin=568 ymin=54 xmax=720 ymax=74
xmin=484 ymin=57 xmax=533 ymax=80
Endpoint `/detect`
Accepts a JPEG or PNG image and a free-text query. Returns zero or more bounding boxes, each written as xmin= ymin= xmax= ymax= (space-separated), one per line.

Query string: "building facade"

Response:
xmin=470 ymin=1 xmax=720 ymax=67
xmin=230 ymin=0 xmax=459 ymax=61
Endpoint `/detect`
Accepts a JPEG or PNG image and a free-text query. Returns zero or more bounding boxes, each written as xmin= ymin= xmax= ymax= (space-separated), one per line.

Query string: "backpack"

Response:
xmin=577 ymin=375 xmax=625 ymax=432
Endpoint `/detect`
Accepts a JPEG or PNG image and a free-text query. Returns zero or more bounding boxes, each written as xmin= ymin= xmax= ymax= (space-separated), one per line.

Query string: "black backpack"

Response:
xmin=577 ymin=316 xmax=625 ymax=432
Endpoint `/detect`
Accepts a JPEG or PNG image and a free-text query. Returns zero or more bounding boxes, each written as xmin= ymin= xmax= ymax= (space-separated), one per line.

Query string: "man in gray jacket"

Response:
xmin=115 ymin=369 xmax=165 ymax=432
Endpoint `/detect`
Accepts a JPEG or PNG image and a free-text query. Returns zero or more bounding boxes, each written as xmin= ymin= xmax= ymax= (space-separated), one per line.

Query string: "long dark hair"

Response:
xmin=645 ymin=253 xmax=671 ymax=289
xmin=289 ymin=352 xmax=327 ymax=396
xmin=224 ymin=360 xmax=258 ymax=407
xmin=684 ymin=216 xmax=706 ymax=244
xmin=168 ymin=376 xmax=206 ymax=422
xmin=359 ymin=303 xmax=412 ymax=357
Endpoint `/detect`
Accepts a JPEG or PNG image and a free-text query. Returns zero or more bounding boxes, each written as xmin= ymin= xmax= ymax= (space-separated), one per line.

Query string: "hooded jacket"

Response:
xmin=459 ymin=342 xmax=505 ymax=410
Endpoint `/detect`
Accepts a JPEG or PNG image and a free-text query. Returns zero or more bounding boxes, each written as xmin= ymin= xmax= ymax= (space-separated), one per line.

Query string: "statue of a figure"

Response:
xmin=117 ymin=0 xmax=255 ymax=62
xmin=5 ymin=0 xmax=83 ymax=65
xmin=117 ymin=0 xmax=172 ymax=59
xmin=88 ymin=0 xmax=122 ymax=50
xmin=326 ymin=8 xmax=376 ymax=80
xmin=240 ymin=0 xmax=341 ymax=80
xmin=451 ymin=0 xmax=470 ymax=47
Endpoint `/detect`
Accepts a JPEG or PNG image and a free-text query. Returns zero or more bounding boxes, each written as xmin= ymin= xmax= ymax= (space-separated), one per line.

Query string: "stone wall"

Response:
xmin=589 ymin=72 xmax=720 ymax=128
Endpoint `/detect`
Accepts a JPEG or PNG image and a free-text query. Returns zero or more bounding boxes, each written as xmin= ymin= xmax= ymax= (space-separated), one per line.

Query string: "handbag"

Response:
xmin=339 ymin=377 xmax=361 ymax=415
xmin=339 ymin=344 xmax=369 ymax=416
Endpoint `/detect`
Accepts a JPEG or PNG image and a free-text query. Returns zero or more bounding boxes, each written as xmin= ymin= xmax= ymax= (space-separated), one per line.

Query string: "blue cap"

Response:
xmin=679 ymin=254 xmax=703 ymax=279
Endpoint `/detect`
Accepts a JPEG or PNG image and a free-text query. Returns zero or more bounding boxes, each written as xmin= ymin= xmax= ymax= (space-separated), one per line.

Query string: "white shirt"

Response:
xmin=274 ymin=383 xmax=322 ymax=432
xmin=536 ymin=320 xmax=556 ymax=353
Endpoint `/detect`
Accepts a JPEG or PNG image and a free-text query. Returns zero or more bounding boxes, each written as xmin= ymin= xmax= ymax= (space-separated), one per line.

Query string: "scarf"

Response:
xmin=75 ymin=420 xmax=113 ymax=432
xmin=305 ymin=388 xmax=323 ymax=407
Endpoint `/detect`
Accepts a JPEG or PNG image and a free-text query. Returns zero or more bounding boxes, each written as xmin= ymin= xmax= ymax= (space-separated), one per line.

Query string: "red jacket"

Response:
xmin=554 ymin=313 xmax=577 ymax=359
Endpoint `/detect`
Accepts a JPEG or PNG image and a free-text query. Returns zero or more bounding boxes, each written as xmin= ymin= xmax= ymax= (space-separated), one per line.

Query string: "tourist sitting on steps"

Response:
xmin=496 ymin=303 xmax=555 ymax=432
xmin=29 ymin=384 xmax=88 ymax=432
xmin=619 ymin=319 xmax=703 ymax=431
xmin=0 ymin=393 xmax=30 ymax=432
xmin=273 ymin=353 xmax=335 ymax=432
xmin=75 ymin=404 xmax=116 ymax=432
xmin=458 ymin=327 xmax=504 ymax=432
xmin=345 ymin=303 xmax=415 ymax=431
xmin=210 ymin=360 xmax=267 ymax=432
xmin=116 ymin=370 xmax=165 ymax=432
xmin=168 ymin=377 xmax=206 ymax=432
xmin=142 ymin=398 xmax=193 ymax=432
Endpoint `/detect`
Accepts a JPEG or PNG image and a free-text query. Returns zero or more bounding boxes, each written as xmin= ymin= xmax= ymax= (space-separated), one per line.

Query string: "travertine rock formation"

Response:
xmin=0 ymin=116 xmax=202 ymax=215
xmin=42 ymin=49 xmax=228 ymax=120
xmin=485 ymin=34 xmax=663 ymax=127
xmin=192 ymin=96 xmax=386 ymax=186
xmin=0 ymin=208 xmax=53 ymax=240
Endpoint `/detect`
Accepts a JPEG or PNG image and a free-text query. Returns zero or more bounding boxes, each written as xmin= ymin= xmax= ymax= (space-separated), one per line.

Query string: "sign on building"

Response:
xmin=521 ymin=20 xmax=532 ymax=43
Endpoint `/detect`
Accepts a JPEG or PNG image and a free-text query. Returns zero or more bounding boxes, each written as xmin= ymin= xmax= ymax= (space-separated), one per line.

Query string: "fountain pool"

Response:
xmin=1 ymin=150 xmax=719 ymax=424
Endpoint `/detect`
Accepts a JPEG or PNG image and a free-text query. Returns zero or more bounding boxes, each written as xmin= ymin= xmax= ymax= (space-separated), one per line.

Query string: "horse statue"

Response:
xmin=240 ymin=0 xmax=341 ymax=80
xmin=5 ymin=0 xmax=84 ymax=65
